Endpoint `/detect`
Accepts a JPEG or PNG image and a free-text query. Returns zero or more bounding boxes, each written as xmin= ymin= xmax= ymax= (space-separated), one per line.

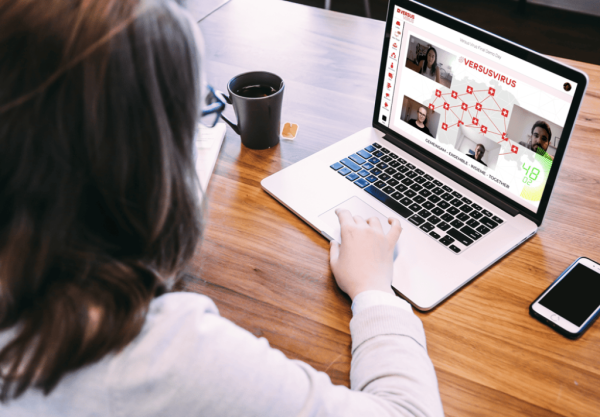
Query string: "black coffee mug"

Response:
xmin=220 ymin=71 xmax=284 ymax=150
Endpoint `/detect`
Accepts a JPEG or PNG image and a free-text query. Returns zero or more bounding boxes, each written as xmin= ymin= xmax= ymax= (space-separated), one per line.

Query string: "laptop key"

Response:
xmin=391 ymin=191 xmax=403 ymax=200
xmin=428 ymin=195 xmax=441 ymax=203
xmin=441 ymin=213 xmax=454 ymax=222
xmin=415 ymin=168 xmax=425 ymax=175
xmin=467 ymin=219 xmax=480 ymax=228
xmin=406 ymin=163 xmax=415 ymax=169
xmin=408 ymin=203 xmax=421 ymax=212
xmin=492 ymin=215 xmax=504 ymax=224
xmin=408 ymin=214 xmax=425 ymax=226
xmin=383 ymin=186 xmax=395 ymax=194
xmin=480 ymin=217 xmax=498 ymax=229
xmin=379 ymin=173 xmax=390 ymax=181
xmin=439 ymin=235 xmax=455 ymax=246
xmin=429 ymin=231 xmax=441 ymax=239
xmin=451 ymin=191 xmax=462 ymax=199
xmin=357 ymin=149 xmax=371 ymax=159
xmin=410 ymin=183 xmax=423 ymax=191
xmin=441 ymin=192 xmax=453 ymax=201
xmin=404 ymin=190 xmax=417 ymax=198
xmin=374 ymin=180 xmax=386 ymax=189
xmin=366 ymin=175 xmax=378 ymax=183
xmin=373 ymin=150 xmax=384 ymax=157
xmin=470 ymin=210 xmax=483 ymax=220
xmin=346 ymin=172 xmax=359 ymax=181
xmin=400 ymin=197 xmax=412 ymax=206
xmin=341 ymin=158 xmax=361 ymax=171
xmin=449 ymin=245 xmax=461 ymax=253
xmin=368 ymin=157 xmax=380 ymax=164
xmin=370 ymin=168 xmax=382 ymax=176
xmin=450 ymin=220 xmax=464 ymax=229
xmin=482 ymin=209 xmax=493 ymax=217
xmin=357 ymin=169 xmax=370 ymax=177
xmin=460 ymin=205 xmax=474 ymax=213
xmin=414 ymin=176 xmax=426 ymax=184
xmin=432 ymin=207 xmax=444 ymax=216
xmin=395 ymin=184 xmax=408 ymax=192
xmin=381 ymin=155 xmax=392 ymax=163
xmin=371 ymin=143 xmax=382 ymax=149
xmin=380 ymin=148 xmax=390 ymax=154
xmin=433 ymin=180 xmax=443 ymax=187
xmin=476 ymin=225 xmax=491 ymax=234
xmin=442 ymin=185 xmax=453 ymax=193
xmin=420 ymin=222 xmax=435 ymax=233
xmin=398 ymin=165 xmax=409 ymax=173
xmin=438 ymin=222 xmax=451 ymax=232
xmin=422 ymin=201 xmax=435 ymax=210
xmin=461 ymin=226 xmax=482 ymax=240
xmin=432 ymin=187 xmax=444 ymax=195
xmin=450 ymin=198 xmax=463 ymax=207
xmin=389 ymin=153 xmax=399 ymax=159
xmin=362 ymin=162 xmax=374 ymax=170
xmin=422 ymin=181 xmax=435 ymax=190
xmin=405 ymin=171 xmax=417 ymax=179
xmin=364 ymin=185 xmax=413 ymax=219
xmin=447 ymin=207 xmax=460 ymax=215
xmin=418 ymin=209 xmax=432 ymax=218
xmin=389 ymin=160 xmax=400 ymax=168
xmin=338 ymin=167 xmax=351 ymax=176
xmin=428 ymin=215 xmax=441 ymax=225
xmin=392 ymin=172 xmax=405 ymax=180
xmin=354 ymin=178 xmax=369 ymax=188
xmin=461 ymin=197 xmax=472 ymax=205
xmin=376 ymin=162 xmax=388 ymax=170
xmin=401 ymin=178 xmax=414 ymax=186
xmin=438 ymin=199 xmax=452 ymax=209
xmin=413 ymin=196 xmax=426 ymax=204
xmin=447 ymin=228 xmax=473 ymax=246
xmin=387 ymin=179 xmax=399 ymax=187
xmin=364 ymin=145 xmax=376 ymax=152
xmin=384 ymin=167 xmax=396 ymax=175
xmin=398 ymin=158 xmax=407 ymax=164
xmin=471 ymin=203 xmax=482 ymax=211
xmin=424 ymin=174 xmax=434 ymax=181
xmin=349 ymin=154 xmax=366 ymax=165
xmin=419 ymin=189 xmax=432 ymax=197
xmin=457 ymin=213 xmax=469 ymax=222
xmin=331 ymin=162 xmax=343 ymax=170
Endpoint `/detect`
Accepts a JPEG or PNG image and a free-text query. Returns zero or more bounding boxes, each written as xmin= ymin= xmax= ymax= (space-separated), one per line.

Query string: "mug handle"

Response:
xmin=218 ymin=93 xmax=240 ymax=135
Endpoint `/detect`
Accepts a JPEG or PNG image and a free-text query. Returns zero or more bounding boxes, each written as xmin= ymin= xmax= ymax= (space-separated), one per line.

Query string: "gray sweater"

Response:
xmin=0 ymin=292 xmax=443 ymax=416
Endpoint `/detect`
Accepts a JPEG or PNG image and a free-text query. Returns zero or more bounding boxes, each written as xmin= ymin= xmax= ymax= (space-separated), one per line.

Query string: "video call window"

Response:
xmin=404 ymin=35 xmax=458 ymax=89
xmin=506 ymin=104 xmax=562 ymax=161
xmin=400 ymin=95 xmax=440 ymax=138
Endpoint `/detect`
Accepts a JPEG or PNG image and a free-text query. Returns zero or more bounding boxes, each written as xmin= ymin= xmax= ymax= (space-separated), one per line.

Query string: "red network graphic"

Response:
xmin=429 ymin=86 xmax=518 ymax=155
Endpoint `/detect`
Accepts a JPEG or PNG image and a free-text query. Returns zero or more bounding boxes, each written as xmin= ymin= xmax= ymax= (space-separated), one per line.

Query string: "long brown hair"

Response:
xmin=0 ymin=0 xmax=202 ymax=400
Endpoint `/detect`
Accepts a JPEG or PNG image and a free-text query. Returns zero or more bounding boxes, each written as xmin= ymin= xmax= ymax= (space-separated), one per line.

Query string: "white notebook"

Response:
xmin=194 ymin=123 xmax=226 ymax=193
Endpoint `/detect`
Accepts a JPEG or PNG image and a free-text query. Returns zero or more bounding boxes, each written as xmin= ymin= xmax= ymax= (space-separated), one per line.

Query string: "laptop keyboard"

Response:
xmin=330 ymin=143 xmax=504 ymax=254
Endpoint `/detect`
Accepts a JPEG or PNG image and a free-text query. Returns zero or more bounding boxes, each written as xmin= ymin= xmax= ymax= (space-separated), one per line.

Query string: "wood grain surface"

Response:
xmin=181 ymin=0 xmax=600 ymax=415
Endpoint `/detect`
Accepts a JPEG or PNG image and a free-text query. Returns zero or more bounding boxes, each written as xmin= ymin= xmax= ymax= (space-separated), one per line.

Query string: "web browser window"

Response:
xmin=379 ymin=5 xmax=578 ymax=213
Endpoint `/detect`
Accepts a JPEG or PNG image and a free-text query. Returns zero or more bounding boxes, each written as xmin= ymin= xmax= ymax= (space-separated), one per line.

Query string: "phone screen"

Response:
xmin=539 ymin=263 xmax=600 ymax=326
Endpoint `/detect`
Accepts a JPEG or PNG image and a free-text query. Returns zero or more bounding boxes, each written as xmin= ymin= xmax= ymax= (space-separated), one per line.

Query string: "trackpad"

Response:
xmin=318 ymin=196 xmax=393 ymax=244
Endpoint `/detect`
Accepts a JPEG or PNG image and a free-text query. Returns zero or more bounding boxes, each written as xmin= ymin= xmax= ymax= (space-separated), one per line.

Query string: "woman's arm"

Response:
xmin=435 ymin=67 xmax=441 ymax=83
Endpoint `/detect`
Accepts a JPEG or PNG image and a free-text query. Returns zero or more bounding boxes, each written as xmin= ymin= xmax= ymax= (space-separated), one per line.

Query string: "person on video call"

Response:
xmin=0 ymin=0 xmax=443 ymax=416
xmin=418 ymin=47 xmax=441 ymax=84
xmin=466 ymin=144 xmax=488 ymax=166
xmin=408 ymin=105 xmax=434 ymax=137
xmin=519 ymin=120 xmax=554 ymax=160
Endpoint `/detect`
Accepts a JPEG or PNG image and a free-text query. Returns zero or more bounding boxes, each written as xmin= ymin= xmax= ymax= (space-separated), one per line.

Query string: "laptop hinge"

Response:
xmin=383 ymin=133 xmax=521 ymax=217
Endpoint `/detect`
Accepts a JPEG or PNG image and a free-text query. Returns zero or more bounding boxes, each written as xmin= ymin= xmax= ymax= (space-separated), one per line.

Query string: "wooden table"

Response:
xmin=182 ymin=0 xmax=600 ymax=415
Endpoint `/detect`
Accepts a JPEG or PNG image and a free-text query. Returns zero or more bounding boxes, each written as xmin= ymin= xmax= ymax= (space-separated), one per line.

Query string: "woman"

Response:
xmin=408 ymin=105 xmax=433 ymax=137
xmin=419 ymin=47 xmax=441 ymax=84
xmin=0 ymin=0 xmax=443 ymax=415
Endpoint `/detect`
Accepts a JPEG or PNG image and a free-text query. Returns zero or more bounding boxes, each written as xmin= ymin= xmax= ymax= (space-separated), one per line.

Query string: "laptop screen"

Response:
xmin=378 ymin=3 xmax=580 ymax=214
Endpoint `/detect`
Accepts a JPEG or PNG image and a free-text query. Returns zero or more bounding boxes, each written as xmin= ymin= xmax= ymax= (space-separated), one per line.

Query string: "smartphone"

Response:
xmin=530 ymin=257 xmax=600 ymax=339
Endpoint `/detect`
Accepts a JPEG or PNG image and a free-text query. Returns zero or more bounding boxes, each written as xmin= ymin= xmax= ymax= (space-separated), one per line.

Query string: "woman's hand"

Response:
xmin=329 ymin=209 xmax=402 ymax=300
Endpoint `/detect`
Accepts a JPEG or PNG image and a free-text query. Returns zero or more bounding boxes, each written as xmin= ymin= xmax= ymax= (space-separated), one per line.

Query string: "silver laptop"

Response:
xmin=261 ymin=0 xmax=588 ymax=310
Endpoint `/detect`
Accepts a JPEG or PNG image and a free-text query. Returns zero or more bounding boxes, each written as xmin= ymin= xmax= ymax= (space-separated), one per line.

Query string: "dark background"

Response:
xmin=285 ymin=0 xmax=600 ymax=65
